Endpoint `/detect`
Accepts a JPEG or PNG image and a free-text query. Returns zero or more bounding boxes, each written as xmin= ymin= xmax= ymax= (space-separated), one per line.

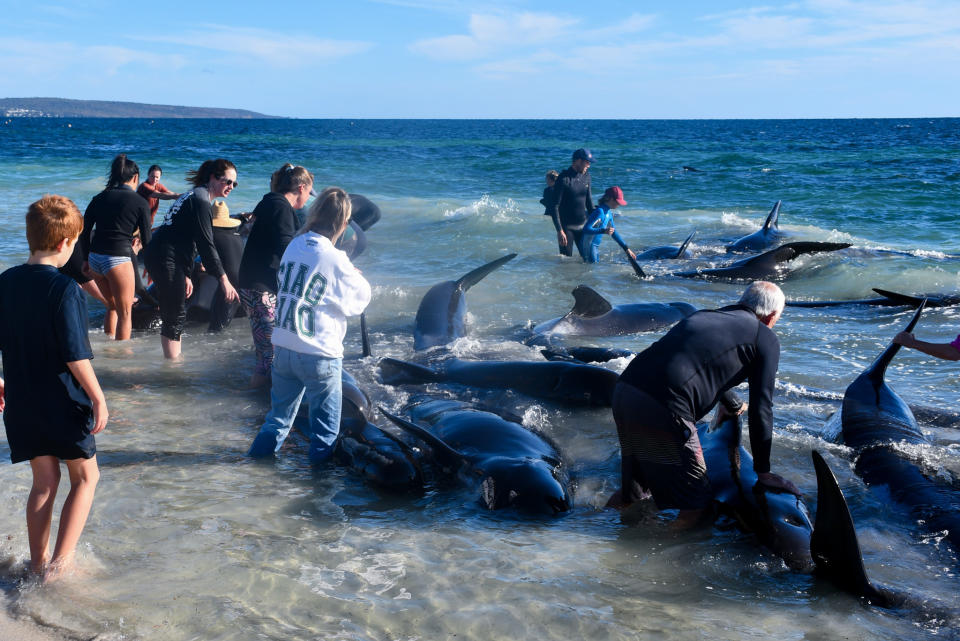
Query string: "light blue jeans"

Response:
xmin=247 ymin=346 xmax=342 ymax=463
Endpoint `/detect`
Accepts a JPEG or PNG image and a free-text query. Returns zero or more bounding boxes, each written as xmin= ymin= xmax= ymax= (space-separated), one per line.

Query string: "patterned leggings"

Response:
xmin=239 ymin=288 xmax=277 ymax=377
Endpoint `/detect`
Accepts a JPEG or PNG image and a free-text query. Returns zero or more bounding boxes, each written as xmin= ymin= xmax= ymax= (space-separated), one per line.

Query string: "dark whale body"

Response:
xmin=414 ymin=253 xmax=516 ymax=350
xmin=534 ymin=285 xmax=696 ymax=337
xmin=380 ymin=398 xmax=571 ymax=515
xmin=378 ymin=356 xmax=618 ymax=407
xmin=700 ymin=414 xmax=814 ymax=570
xmin=840 ymin=302 xmax=960 ymax=554
xmin=635 ymin=230 xmax=697 ymax=260
xmin=726 ymin=201 xmax=783 ymax=253
xmin=674 ymin=241 xmax=850 ymax=282
xmin=787 ymin=288 xmax=960 ymax=309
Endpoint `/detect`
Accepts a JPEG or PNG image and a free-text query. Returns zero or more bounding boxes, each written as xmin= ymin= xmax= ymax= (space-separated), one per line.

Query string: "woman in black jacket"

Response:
xmin=143 ymin=158 xmax=239 ymax=360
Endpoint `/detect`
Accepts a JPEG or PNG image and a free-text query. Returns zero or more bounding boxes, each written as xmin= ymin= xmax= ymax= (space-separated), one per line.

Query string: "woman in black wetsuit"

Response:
xmin=79 ymin=154 xmax=152 ymax=341
xmin=143 ymin=158 xmax=239 ymax=360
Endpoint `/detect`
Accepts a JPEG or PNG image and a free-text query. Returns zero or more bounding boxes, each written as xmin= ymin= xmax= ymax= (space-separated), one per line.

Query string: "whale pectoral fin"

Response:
xmin=864 ymin=299 xmax=926 ymax=385
xmin=810 ymin=450 xmax=891 ymax=605
xmin=378 ymin=406 xmax=464 ymax=468
xmin=360 ymin=312 xmax=371 ymax=358
xmin=455 ymin=253 xmax=517 ymax=292
xmin=570 ymin=285 xmax=613 ymax=318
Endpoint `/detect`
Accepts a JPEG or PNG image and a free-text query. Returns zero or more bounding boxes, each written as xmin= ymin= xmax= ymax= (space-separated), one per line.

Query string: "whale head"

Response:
xmin=476 ymin=457 xmax=571 ymax=515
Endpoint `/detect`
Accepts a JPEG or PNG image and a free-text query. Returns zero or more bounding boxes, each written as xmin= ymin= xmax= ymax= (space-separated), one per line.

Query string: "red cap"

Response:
xmin=603 ymin=186 xmax=627 ymax=206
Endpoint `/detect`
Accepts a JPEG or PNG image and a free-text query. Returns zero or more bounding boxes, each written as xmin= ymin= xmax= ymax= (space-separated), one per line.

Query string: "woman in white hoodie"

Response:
xmin=246 ymin=187 xmax=371 ymax=463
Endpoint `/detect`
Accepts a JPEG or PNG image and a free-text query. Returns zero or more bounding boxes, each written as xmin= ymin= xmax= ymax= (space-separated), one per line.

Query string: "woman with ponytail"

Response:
xmin=79 ymin=154 xmax=152 ymax=340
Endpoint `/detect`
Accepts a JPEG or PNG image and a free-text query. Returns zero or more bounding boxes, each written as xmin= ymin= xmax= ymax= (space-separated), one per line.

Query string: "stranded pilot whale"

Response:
xmin=414 ymin=253 xmax=516 ymax=350
xmin=838 ymin=302 xmax=960 ymax=554
xmin=788 ymin=287 xmax=960 ymax=309
xmin=726 ymin=200 xmax=783 ymax=253
xmin=380 ymin=398 xmax=571 ymax=515
xmin=378 ymin=356 xmax=618 ymax=407
xmin=674 ymin=241 xmax=850 ymax=282
xmin=533 ymin=285 xmax=696 ymax=337
xmin=700 ymin=413 xmax=814 ymax=570
xmin=634 ymin=230 xmax=696 ymax=261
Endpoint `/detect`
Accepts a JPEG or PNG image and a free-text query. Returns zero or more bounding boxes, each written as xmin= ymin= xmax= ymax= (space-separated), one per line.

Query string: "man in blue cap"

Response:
xmin=548 ymin=148 xmax=594 ymax=257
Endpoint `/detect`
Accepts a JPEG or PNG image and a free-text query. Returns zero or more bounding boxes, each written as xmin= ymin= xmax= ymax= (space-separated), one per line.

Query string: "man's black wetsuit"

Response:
xmin=549 ymin=167 xmax=593 ymax=256
xmin=614 ymin=304 xmax=780 ymax=508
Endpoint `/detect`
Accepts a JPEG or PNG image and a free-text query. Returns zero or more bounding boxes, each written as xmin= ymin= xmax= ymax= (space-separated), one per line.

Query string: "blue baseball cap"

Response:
xmin=573 ymin=148 xmax=594 ymax=163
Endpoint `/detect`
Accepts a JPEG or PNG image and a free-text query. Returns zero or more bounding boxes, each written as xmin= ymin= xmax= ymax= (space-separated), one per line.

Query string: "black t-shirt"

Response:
xmin=147 ymin=188 xmax=225 ymax=278
xmin=81 ymin=185 xmax=152 ymax=258
xmin=0 ymin=264 xmax=95 ymax=462
xmin=238 ymin=192 xmax=299 ymax=293
xmin=619 ymin=304 xmax=780 ymax=473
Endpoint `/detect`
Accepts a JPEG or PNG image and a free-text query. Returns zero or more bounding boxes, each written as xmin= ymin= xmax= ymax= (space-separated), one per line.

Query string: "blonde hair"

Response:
xmin=299 ymin=187 xmax=352 ymax=239
xmin=26 ymin=194 xmax=83 ymax=252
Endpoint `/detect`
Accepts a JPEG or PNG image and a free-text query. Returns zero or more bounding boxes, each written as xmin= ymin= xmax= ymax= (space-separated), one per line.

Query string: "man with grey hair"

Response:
xmin=607 ymin=281 xmax=798 ymax=525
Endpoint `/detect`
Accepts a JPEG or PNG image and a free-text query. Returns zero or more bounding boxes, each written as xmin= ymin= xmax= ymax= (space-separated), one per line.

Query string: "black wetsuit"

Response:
xmin=80 ymin=185 xmax=152 ymax=258
xmin=540 ymin=184 xmax=555 ymax=216
xmin=618 ymin=304 xmax=779 ymax=474
xmin=548 ymin=167 xmax=593 ymax=256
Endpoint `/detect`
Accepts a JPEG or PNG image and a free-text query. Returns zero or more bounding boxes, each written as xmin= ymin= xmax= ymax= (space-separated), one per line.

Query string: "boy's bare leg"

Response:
xmin=26 ymin=457 xmax=61 ymax=575
xmin=161 ymin=336 xmax=182 ymax=360
xmin=45 ymin=456 xmax=99 ymax=582
xmin=105 ymin=262 xmax=135 ymax=341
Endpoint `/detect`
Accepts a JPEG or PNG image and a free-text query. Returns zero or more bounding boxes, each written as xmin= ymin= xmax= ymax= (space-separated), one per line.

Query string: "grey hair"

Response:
xmin=738 ymin=281 xmax=785 ymax=317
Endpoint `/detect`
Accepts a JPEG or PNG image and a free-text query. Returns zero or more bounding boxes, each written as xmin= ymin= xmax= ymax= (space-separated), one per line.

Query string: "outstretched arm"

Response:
xmin=894 ymin=331 xmax=960 ymax=361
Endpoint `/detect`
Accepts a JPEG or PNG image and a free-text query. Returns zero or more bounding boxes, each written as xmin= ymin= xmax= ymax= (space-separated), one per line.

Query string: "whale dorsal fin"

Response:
xmin=810 ymin=450 xmax=891 ymax=604
xmin=675 ymin=230 xmax=696 ymax=259
xmin=455 ymin=253 xmax=517 ymax=293
xmin=360 ymin=312 xmax=371 ymax=358
xmin=379 ymin=406 xmax=465 ymax=467
xmin=872 ymin=288 xmax=925 ymax=307
xmin=569 ymin=285 xmax=613 ymax=318
xmin=864 ymin=300 xmax=926 ymax=385
xmin=762 ymin=201 xmax=782 ymax=232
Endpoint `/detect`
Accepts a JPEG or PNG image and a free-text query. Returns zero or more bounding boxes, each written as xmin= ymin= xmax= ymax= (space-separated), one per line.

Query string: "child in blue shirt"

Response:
xmin=0 ymin=195 xmax=108 ymax=581
xmin=580 ymin=186 xmax=636 ymax=263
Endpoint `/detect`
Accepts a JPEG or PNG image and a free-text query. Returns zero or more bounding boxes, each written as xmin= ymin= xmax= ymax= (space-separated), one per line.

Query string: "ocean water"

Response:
xmin=0 ymin=118 xmax=959 ymax=640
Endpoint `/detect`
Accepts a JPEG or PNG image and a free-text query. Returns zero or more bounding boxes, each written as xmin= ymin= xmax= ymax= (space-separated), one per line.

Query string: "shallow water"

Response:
xmin=1 ymin=118 xmax=959 ymax=640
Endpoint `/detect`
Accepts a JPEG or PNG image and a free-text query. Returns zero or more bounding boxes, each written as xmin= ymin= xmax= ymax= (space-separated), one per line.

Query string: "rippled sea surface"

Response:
xmin=1 ymin=118 xmax=959 ymax=640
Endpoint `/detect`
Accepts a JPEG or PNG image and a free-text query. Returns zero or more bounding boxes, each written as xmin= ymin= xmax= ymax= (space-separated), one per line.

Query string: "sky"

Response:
xmin=0 ymin=0 xmax=958 ymax=118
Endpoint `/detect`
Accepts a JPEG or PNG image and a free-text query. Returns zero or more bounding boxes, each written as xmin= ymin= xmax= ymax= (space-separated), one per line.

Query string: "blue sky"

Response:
xmin=1 ymin=0 xmax=957 ymax=118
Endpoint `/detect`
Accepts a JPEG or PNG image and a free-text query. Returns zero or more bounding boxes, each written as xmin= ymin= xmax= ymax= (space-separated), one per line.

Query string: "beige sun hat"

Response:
xmin=211 ymin=200 xmax=240 ymax=228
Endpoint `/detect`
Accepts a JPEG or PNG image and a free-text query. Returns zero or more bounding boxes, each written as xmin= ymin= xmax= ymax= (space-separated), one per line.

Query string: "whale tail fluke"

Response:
xmin=675 ymin=230 xmax=696 ymax=259
xmin=762 ymin=200 xmax=782 ymax=232
xmin=810 ymin=450 xmax=896 ymax=606
xmin=864 ymin=300 xmax=926 ymax=386
xmin=378 ymin=357 xmax=441 ymax=385
xmin=455 ymin=253 xmax=517 ymax=293
xmin=569 ymin=285 xmax=613 ymax=318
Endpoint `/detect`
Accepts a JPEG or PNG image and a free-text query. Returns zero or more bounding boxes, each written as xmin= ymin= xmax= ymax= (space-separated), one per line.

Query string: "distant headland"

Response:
xmin=0 ymin=97 xmax=279 ymax=119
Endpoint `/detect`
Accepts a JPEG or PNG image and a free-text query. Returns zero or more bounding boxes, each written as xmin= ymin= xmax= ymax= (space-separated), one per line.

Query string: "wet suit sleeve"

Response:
xmin=191 ymin=199 xmax=225 ymax=279
xmin=747 ymin=331 xmax=780 ymax=474
xmin=549 ymin=176 xmax=568 ymax=232
xmin=581 ymin=208 xmax=606 ymax=236
xmin=610 ymin=230 xmax=629 ymax=251
xmin=136 ymin=199 xmax=152 ymax=248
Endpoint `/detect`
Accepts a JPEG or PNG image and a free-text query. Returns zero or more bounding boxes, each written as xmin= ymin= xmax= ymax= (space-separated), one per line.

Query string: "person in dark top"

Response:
xmin=0 ymin=195 xmax=107 ymax=580
xmin=142 ymin=158 xmax=239 ymax=360
xmin=79 ymin=154 xmax=152 ymax=341
xmin=540 ymin=169 xmax=558 ymax=216
xmin=549 ymin=148 xmax=594 ymax=256
xmin=207 ymin=200 xmax=243 ymax=332
xmin=136 ymin=165 xmax=180 ymax=225
xmin=238 ymin=163 xmax=314 ymax=388
xmin=608 ymin=281 xmax=799 ymax=526
xmin=59 ymin=243 xmax=110 ymax=309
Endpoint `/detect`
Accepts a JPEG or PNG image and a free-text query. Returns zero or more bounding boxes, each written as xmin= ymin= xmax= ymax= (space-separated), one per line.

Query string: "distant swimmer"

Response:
xmin=893 ymin=330 xmax=960 ymax=361
xmin=548 ymin=148 xmax=594 ymax=257
xmin=136 ymin=165 xmax=181 ymax=225
xmin=579 ymin=186 xmax=636 ymax=264
xmin=540 ymin=169 xmax=558 ymax=216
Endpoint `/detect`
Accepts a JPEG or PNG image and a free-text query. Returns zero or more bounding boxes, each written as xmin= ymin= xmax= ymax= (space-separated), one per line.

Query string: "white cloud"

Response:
xmin=136 ymin=26 xmax=373 ymax=65
xmin=0 ymin=37 xmax=186 ymax=77
xmin=410 ymin=12 xmax=579 ymax=61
